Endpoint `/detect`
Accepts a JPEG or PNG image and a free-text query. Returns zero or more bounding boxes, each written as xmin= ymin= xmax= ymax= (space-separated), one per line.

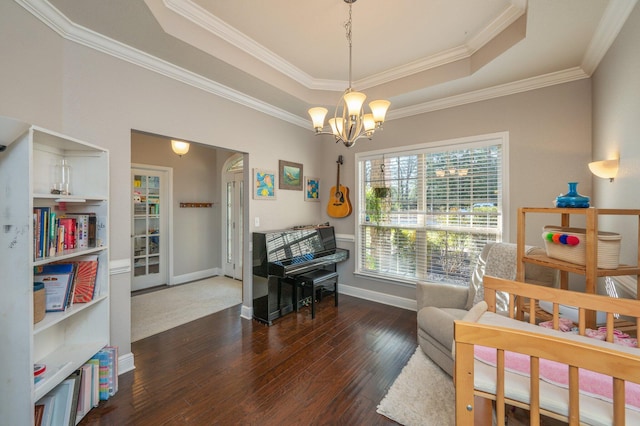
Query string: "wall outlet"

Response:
xmin=254 ymin=217 xmax=260 ymax=227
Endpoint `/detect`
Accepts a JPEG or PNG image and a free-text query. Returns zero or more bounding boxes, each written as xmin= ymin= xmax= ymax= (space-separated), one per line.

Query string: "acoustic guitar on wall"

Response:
xmin=327 ymin=155 xmax=353 ymax=218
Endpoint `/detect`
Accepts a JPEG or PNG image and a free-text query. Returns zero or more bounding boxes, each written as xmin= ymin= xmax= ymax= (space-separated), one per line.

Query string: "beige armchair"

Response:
xmin=416 ymin=242 xmax=557 ymax=376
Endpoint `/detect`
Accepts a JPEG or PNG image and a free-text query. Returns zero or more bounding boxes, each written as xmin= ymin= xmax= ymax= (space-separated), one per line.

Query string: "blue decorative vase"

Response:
xmin=555 ymin=182 xmax=590 ymax=208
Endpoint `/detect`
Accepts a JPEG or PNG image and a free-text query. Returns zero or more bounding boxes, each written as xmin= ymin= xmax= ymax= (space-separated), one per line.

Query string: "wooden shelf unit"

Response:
xmin=516 ymin=207 xmax=640 ymax=327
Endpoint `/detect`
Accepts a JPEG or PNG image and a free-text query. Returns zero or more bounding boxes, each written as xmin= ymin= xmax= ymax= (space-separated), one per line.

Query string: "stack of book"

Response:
xmin=34 ymin=346 xmax=118 ymax=426
xmin=33 ymin=209 xmax=104 ymax=259
xmin=33 ymin=255 xmax=100 ymax=312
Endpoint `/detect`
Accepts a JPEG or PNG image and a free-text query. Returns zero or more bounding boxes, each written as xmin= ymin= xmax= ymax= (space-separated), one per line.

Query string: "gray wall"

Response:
xmin=131 ymin=132 xmax=221 ymax=280
xmin=317 ymin=80 xmax=592 ymax=302
xmin=0 ymin=1 xmax=322 ymax=357
xmin=592 ymin=2 xmax=640 ymax=266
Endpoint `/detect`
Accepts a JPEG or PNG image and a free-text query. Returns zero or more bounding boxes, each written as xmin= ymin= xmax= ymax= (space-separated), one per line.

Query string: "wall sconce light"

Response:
xmin=588 ymin=158 xmax=618 ymax=182
xmin=171 ymin=139 xmax=190 ymax=156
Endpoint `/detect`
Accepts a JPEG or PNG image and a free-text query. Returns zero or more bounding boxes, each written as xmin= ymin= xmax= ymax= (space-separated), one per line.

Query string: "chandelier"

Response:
xmin=308 ymin=0 xmax=390 ymax=148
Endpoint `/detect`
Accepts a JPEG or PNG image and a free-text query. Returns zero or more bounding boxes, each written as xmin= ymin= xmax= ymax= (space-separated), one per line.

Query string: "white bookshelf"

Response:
xmin=0 ymin=118 xmax=110 ymax=425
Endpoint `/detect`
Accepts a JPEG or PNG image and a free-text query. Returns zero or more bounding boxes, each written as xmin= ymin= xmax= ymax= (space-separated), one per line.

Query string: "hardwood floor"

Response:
xmin=79 ymin=294 xmax=417 ymax=425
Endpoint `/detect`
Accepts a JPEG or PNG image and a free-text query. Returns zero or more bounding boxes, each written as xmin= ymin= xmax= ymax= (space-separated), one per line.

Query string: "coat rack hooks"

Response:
xmin=179 ymin=202 xmax=213 ymax=208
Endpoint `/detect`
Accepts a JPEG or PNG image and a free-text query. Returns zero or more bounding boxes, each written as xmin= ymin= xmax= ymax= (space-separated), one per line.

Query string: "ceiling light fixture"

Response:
xmin=308 ymin=0 xmax=390 ymax=148
xmin=171 ymin=139 xmax=190 ymax=156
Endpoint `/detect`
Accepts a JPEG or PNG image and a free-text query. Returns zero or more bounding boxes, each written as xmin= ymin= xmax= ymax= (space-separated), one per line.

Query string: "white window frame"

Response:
xmin=354 ymin=132 xmax=510 ymax=286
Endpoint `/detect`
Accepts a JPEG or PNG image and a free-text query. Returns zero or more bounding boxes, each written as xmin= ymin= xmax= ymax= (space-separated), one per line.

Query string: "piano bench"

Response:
xmin=295 ymin=270 xmax=339 ymax=319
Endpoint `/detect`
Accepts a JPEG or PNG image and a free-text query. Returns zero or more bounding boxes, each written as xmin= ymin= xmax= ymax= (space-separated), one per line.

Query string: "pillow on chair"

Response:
xmin=463 ymin=300 xmax=488 ymax=323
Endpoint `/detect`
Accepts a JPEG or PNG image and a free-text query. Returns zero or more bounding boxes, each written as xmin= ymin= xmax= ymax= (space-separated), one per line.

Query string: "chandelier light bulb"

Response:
xmin=343 ymin=91 xmax=366 ymax=117
xmin=363 ymin=113 xmax=376 ymax=132
xmin=308 ymin=107 xmax=328 ymax=131
xmin=329 ymin=117 xmax=344 ymax=136
xmin=369 ymin=100 xmax=391 ymax=124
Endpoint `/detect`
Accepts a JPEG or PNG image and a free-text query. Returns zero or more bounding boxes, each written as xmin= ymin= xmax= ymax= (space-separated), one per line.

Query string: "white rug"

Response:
xmin=131 ymin=276 xmax=242 ymax=342
xmin=377 ymin=347 xmax=455 ymax=425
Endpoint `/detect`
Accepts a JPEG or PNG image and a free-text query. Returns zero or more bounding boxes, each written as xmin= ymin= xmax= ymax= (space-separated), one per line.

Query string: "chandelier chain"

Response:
xmin=306 ymin=0 xmax=390 ymax=147
xmin=345 ymin=3 xmax=353 ymax=89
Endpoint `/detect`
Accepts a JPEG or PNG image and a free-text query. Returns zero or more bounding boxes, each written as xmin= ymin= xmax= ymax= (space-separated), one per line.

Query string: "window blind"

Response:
xmin=357 ymin=136 xmax=505 ymax=285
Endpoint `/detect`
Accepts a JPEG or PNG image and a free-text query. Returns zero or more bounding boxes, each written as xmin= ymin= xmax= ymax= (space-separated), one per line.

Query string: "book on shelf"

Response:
xmin=96 ymin=215 xmax=107 ymax=247
xmin=104 ymin=346 xmax=119 ymax=396
xmin=88 ymin=213 xmax=97 ymax=248
xmin=63 ymin=255 xmax=99 ymax=303
xmin=34 ymin=403 xmax=44 ymax=426
xmin=97 ymin=350 xmax=110 ymax=401
xmin=58 ymin=217 xmax=76 ymax=250
xmin=76 ymin=363 xmax=94 ymax=420
xmin=66 ymin=369 xmax=82 ymax=426
xmin=90 ymin=346 xmax=119 ymax=401
xmin=33 ymin=207 xmax=51 ymax=259
xmin=64 ymin=213 xmax=89 ymax=249
xmin=34 ymin=263 xmax=76 ymax=312
xmin=38 ymin=373 xmax=80 ymax=426
xmin=86 ymin=358 xmax=100 ymax=408
xmin=33 ymin=209 xmax=102 ymax=258
xmin=37 ymin=370 xmax=84 ymax=426
xmin=36 ymin=395 xmax=55 ymax=426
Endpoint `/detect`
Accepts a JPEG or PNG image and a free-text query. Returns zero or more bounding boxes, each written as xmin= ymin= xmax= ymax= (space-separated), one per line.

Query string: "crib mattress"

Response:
xmin=472 ymin=312 xmax=640 ymax=425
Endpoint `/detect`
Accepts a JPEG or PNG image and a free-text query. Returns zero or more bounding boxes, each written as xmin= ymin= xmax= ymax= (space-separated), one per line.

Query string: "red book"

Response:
xmin=58 ymin=217 xmax=77 ymax=250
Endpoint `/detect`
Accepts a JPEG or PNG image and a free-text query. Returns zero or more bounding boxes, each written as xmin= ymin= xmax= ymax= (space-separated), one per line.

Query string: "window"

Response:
xmin=356 ymin=133 xmax=507 ymax=285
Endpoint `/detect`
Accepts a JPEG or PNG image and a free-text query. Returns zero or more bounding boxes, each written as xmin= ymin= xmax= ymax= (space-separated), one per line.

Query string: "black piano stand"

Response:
xmin=293 ymin=270 xmax=339 ymax=319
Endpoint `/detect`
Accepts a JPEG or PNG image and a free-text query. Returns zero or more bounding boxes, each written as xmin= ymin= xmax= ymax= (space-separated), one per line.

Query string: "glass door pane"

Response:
xmin=132 ymin=169 xmax=167 ymax=290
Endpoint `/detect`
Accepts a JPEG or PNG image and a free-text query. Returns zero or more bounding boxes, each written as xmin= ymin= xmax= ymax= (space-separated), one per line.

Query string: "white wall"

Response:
xmin=592 ymin=2 xmax=640 ymax=266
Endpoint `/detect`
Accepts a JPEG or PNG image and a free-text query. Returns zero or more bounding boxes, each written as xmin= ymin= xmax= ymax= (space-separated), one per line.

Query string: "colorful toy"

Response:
xmin=545 ymin=232 xmax=580 ymax=246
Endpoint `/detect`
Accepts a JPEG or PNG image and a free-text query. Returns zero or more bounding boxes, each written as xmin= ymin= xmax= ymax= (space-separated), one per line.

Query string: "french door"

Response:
xmin=131 ymin=166 xmax=170 ymax=291
xmin=223 ymin=165 xmax=243 ymax=280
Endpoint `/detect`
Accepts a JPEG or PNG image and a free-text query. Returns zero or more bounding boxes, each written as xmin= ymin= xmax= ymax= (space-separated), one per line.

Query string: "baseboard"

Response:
xmin=339 ymin=283 xmax=417 ymax=311
xmin=118 ymin=351 xmax=135 ymax=375
xmin=171 ymin=268 xmax=221 ymax=285
xmin=238 ymin=284 xmax=415 ymax=319
xmin=240 ymin=304 xmax=253 ymax=320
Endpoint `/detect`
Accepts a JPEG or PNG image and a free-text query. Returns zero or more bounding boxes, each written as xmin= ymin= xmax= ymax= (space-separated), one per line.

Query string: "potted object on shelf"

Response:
xmin=555 ymin=182 xmax=590 ymax=208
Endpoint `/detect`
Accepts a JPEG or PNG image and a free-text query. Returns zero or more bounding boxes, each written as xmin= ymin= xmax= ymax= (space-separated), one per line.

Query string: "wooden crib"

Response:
xmin=454 ymin=276 xmax=640 ymax=425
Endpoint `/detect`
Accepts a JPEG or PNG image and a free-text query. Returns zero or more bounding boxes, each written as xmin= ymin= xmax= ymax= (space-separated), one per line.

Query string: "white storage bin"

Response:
xmin=542 ymin=226 xmax=621 ymax=269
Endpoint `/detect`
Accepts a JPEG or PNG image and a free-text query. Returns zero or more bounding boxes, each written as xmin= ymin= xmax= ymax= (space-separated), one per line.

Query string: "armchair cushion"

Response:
xmin=416 ymin=280 xmax=471 ymax=311
xmin=416 ymin=242 xmax=558 ymax=377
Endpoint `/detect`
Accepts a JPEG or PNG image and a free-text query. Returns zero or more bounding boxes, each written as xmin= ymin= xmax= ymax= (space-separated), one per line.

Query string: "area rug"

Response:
xmin=131 ymin=276 xmax=242 ymax=342
xmin=377 ymin=347 xmax=455 ymax=425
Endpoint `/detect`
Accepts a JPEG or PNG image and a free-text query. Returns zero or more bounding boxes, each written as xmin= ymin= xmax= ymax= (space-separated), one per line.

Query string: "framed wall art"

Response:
xmin=279 ymin=160 xmax=303 ymax=190
xmin=304 ymin=177 xmax=320 ymax=202
xmin=253 ymin=168 xmax=276 ymax=200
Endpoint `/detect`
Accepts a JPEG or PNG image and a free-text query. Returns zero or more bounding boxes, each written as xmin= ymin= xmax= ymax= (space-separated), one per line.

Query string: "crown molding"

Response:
xmin=389 ymin=67 xmax=589 ymax=120
xmin=15 ymin=0 xmax=309 ymax=129
xmin=164 ymin=0 xmax=527 ymax=92
xmin=163 ymin=0 xmax=318 ymax=89
xmin=12 ymin=0 xmax=621 ymax=130
xmin=581 ymin=0 xmax=638 ymax=75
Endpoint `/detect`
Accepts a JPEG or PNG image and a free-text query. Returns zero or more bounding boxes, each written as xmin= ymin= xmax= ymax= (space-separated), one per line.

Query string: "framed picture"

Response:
xmin=279 ymin=160 xmax=303 ymax=190
xmin=304 ymin=177 xmax=320 ymax=202
xmin=253 ymin=169 xmax=276 ymax=200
